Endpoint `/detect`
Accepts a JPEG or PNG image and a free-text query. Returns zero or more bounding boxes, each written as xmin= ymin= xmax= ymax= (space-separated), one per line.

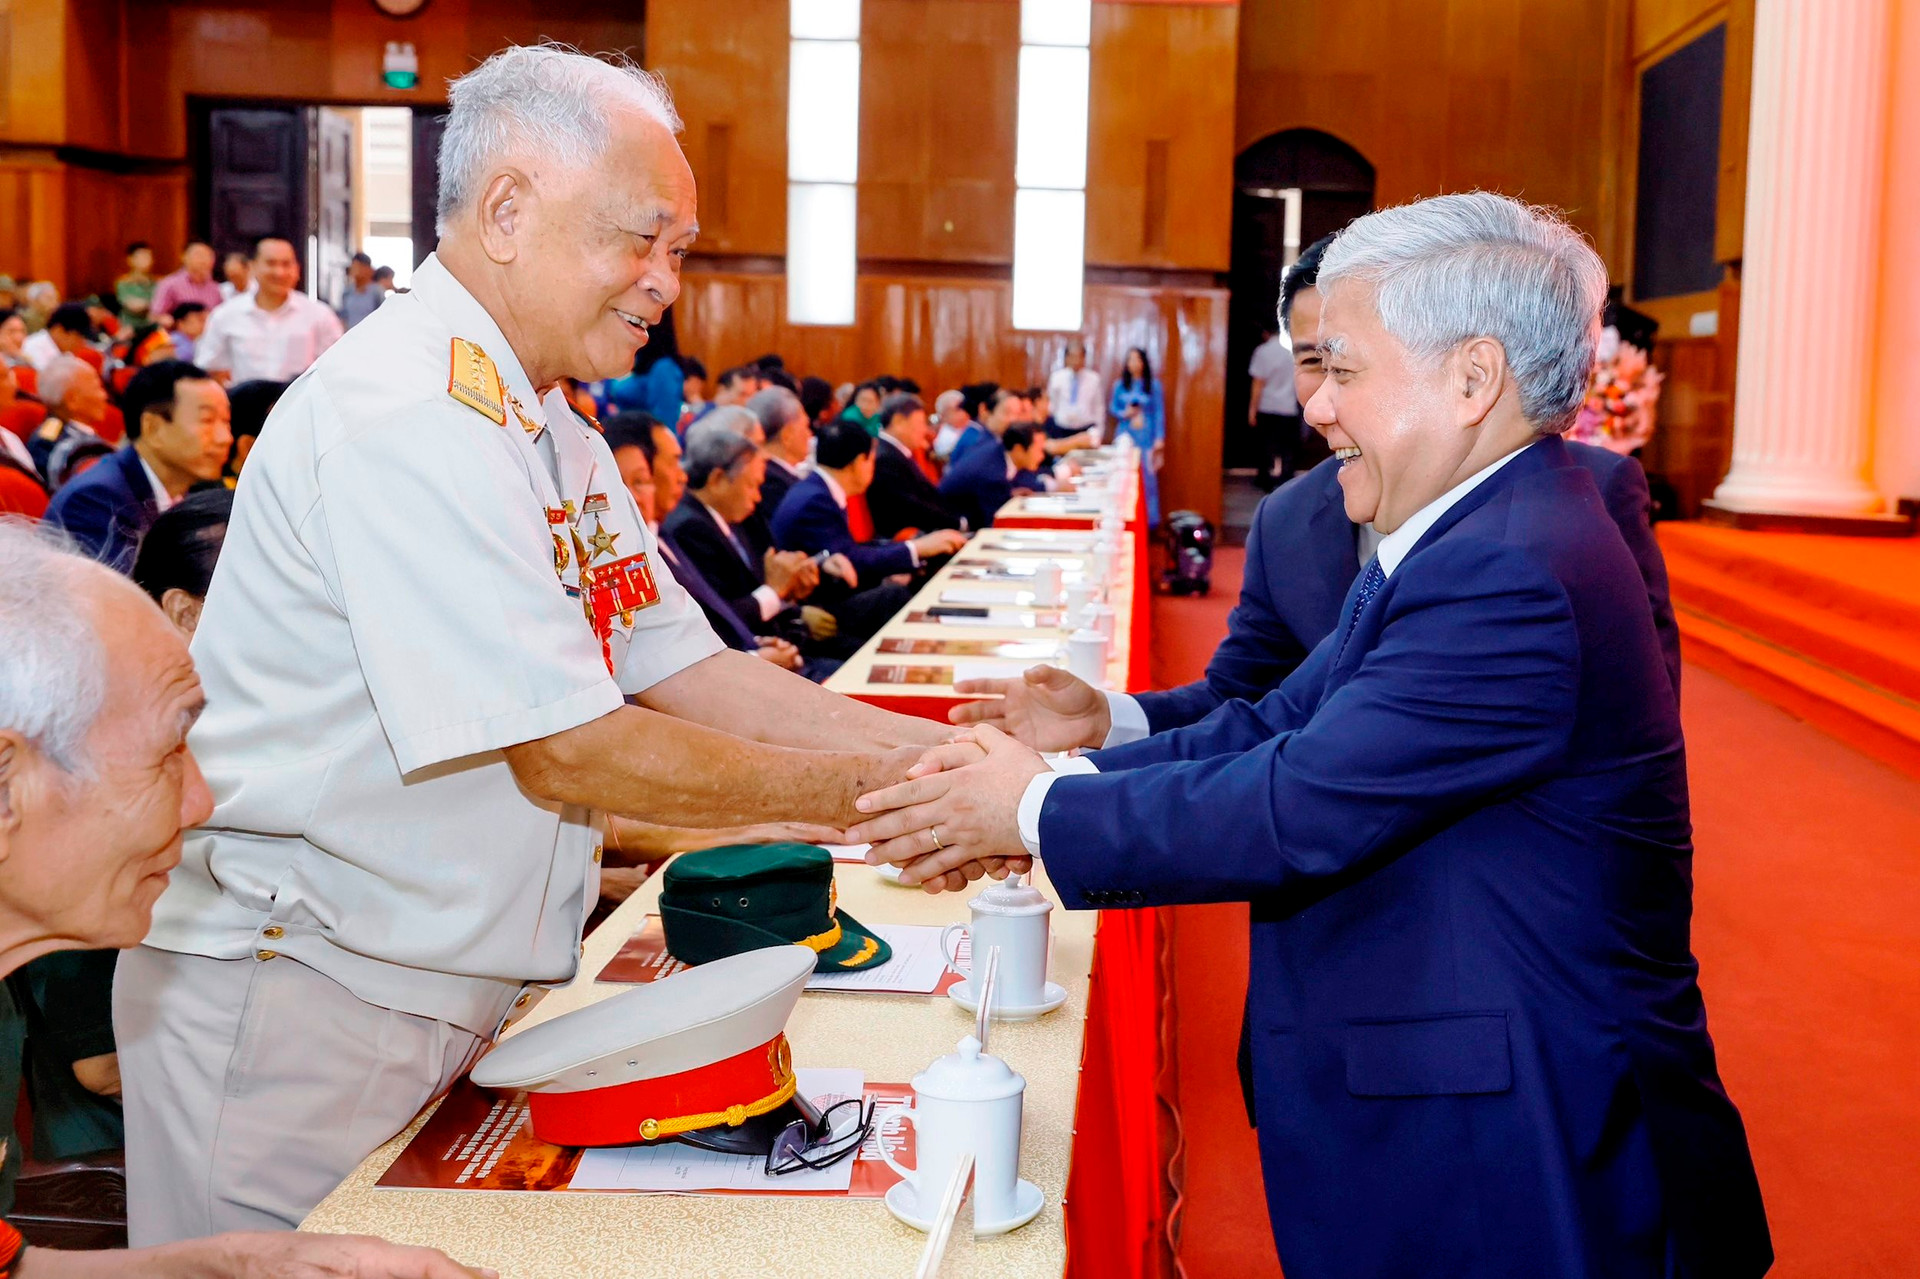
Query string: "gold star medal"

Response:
xmin=586 ymin=518 xmax=620 ymax=562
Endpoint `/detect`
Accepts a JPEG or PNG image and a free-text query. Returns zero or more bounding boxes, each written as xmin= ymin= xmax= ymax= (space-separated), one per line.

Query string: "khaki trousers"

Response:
xmin=113 ymin=945 xmax=486 ymax=1245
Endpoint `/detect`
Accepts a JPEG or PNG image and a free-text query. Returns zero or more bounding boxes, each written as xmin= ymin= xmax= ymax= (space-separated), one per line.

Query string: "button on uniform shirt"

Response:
xmin=195 ymin=289 xmax=345 ymax=384
xmin=1248 ymin=335 xmax=1298 ymax=416
xmin=1047 ymin=365 xmax=1105 ymax=436
xmin=150 ymin=253 xmax=724 ymax=1035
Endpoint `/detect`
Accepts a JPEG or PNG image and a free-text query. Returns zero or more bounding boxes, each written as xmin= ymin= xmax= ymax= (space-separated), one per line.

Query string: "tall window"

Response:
xmin=1012 ymin=0 xmax=1091 ymax=331
xmin=788 ymin=0 xmax=861 ymax=325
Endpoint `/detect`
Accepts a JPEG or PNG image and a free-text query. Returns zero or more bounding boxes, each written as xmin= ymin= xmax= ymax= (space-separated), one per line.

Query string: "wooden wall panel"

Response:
xmin=1235 ymin=0 xmax=1613 ymax=250
xmin=648 ymin=0 xmax=786 ymax=256
xmin=859 ymin=0 xmax=1020 ymax=264
xmin=1086 ymin=3 xmax=1236 ymax=271
xmin=0 ymin=0 xmax=69 ymax=143
xmin=673 ymin=267 xmax=1227 ymax=522
xmin=0 ymin=161 xmax=186 ymax=297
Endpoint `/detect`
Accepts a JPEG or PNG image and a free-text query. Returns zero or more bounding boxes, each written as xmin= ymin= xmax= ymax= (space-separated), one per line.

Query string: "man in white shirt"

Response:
xmin=114 ymin=45 xmax=947 ymax=1244
xmin=194 ymin=237 xmax=344 ymax=384
xmin=1045 ymin=336 xmax=1103 ymax=447
xmin=1247 ymin=320 xmax=1301 ymax=489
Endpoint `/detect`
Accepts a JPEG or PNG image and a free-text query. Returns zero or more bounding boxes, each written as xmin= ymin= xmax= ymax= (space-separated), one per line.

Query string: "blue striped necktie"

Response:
xmin=1338 ymin=556 xmax=1386 ymax=656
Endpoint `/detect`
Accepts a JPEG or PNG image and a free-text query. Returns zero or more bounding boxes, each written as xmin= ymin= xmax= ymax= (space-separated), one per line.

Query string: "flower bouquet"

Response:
xmin=1568 ymin=326 xmax=1664 ymax=455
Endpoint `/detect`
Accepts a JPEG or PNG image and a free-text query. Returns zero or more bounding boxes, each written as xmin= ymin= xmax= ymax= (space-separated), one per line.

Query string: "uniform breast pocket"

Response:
xmin=1344 ymin=1011 xmax=1512 ymax=1097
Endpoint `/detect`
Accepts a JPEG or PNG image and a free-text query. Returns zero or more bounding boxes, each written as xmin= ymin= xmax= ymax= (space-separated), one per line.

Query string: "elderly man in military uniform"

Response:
xmin=114 ymin=45 xmax=949 ymax=1243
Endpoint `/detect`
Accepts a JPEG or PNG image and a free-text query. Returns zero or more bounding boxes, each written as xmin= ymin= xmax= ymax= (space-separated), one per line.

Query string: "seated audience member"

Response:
xmin=21 ymin=303 xmax=95 ymax=373
xmin=4 ymin=489 xmax=238 ymax=1178
xmin=773 ymin=417 xmax=967 ymax=587
xmin=601 ymin=411 xmax=807 ymax=672
xmin=0 ymin=309 xmax=29 ymax=369
xmin=685 ymin=404 xmax=777 ymax=554
xmin=941 ymin=422 xmax=1046 ymax=530
xmin=115 ymin=242 xmax=156 ymax=326
xmin=679 ymin=356 xmax=708 ymax=420
xmin=749 ymin=385 xmax=815 ymax=520
xmin=19 ymin=282 xmax=61 ymax=333
xmin=839 ymin=380 xmax=884 ymax=433
xmin=689 ymin=363 xmax=759 ymax=425
xmin=219 ymin=250 xmax=252 ymax=300
xmin=0 ymin=359 xmax=45 ymax=443
xmin=166 ymin=302 xmax=208 ymax=363
xmin=930 ymin=388 xmax=970 ymax=462
xmin=869 ymin=393 xmax=957 ymax=538
xmin=0 ymin=522 xmax=495 ymax=1277
xmin=0 ymin=453 xmax=45 ymax=520
xmin=26 ymin=354 xmax=116 ymax=480
xmin=950 ymin=387 xmax=1029 ymax=467
xmin=799 ymin=375 xmax=836 ymax=428
xmin=45 ymin=360 xmax=231 ymax=572
xmin=224 ymin=378 xmax=288 ymax=478
xmin=664 ymin=426 xmax=822 ymax=639
xmin=117 ymin=323 xmax=179 ymax=377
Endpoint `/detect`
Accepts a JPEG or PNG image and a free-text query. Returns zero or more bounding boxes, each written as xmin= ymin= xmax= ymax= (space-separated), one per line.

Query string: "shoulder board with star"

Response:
xmin=447 ymin=337 xmax=506 ymax=426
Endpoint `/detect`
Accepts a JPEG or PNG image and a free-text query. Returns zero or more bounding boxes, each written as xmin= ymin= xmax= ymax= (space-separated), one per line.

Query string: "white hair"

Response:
xmin=745 ymin=387 xmax=803 ymax=436
xmin=687 ymin=405 xmax=763 ymax=451
xmin=436 ymin=44 xmax=683 ymax=236
xmin=1318 ymin=191 xmax=1608 ymax=433
xmin=39 ymin=353 xmax=92 ymax=413
xmin=0 ymin=519 xmax=108 ymax=774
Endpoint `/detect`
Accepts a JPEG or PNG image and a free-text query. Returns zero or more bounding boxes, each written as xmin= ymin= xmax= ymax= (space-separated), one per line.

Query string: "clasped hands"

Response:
xmin=848 ymin=663 xmax=1110 ymax=892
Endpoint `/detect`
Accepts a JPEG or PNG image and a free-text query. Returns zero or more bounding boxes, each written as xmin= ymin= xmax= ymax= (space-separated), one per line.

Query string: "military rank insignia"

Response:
xmin=447 ymin=337 xmax=506 ymax=425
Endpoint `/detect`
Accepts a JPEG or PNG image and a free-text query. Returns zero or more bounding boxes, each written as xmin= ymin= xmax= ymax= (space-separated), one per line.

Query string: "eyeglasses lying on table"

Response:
xmin=765 ymin=1096 xmax=875 ymax=1176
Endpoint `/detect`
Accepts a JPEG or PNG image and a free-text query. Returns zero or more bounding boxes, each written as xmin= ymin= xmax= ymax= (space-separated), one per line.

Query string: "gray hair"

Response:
xmin=1318 ymin=192 xmax=1607 ymax=433
xmin=686 ymin=405 xmax=763 ymax=452
xmin=683 ymin=427 xmax=759 ymax=490
xmin=437 ymin=44 xmax=683 ymax=236
xmin=0 ymin=519 xmax=108 ymax=774
xmin=39 ymin=354 xmax=93 ymax=413
xmin=745 ymin=387 xmax=803 ymax=437
xmin=933 ymin=389 xmax=964 ymax=416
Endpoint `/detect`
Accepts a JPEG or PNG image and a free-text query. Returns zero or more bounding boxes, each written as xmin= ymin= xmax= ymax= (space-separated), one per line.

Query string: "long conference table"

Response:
xmin=305 ymin=450 xmax=1166 ymax=1278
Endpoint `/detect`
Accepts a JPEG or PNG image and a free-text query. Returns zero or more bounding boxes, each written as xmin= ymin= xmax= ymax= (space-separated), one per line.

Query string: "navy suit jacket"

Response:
xmin=938 ymin=440 xmax=1014 ymax=530
xmin=663 ymin=492 xmax=767 ymax=634
xmin=868 ymin=436 xmax=955 ymax=538
xmin=1134 ymin=443 xmax=1681 ymax=733
xmin=654 ymin=530 xmax=758 ymax=651
xmin=770 ymin=471 xmax=914 ymax=584
xmin=44 ymin=445 xmax=160 ymax=573
xmin=1043 ymin=437 xmax=1769 ymax=1279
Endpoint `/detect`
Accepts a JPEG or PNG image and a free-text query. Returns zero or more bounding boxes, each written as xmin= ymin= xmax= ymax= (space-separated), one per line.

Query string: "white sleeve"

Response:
xmin=752 ymin=584 xmax=783 ymax=621
xmin=1016 ymin=754 xmax=1100 ymax=856
xmin=312 ymin=401 xmax=624 ymax=774
xmin=196 ymin=310 xmax=231 ymax=373
xmin=1101 ymin=691 xmax=1151 ymax=746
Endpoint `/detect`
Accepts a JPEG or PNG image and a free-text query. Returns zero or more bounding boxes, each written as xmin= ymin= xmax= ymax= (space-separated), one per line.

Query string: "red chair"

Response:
xmin=1 ymin=401 xmax=48 ymax=442
xmin=12 ymin=365 xmax=38 ymax=396
xmin=96 ymin=404 xmax=125 ymax=445
xmin=76 ymin=347 xmax=104 ymax=374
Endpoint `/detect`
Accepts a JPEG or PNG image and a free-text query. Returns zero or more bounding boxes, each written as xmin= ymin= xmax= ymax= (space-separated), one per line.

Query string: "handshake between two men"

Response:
xmin=848 ymin=666 xmax=1098 ymax=892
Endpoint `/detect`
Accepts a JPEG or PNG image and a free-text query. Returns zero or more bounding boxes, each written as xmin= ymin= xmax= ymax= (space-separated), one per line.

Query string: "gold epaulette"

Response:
xmin=447 ymin=337 xmax=506 ymax=425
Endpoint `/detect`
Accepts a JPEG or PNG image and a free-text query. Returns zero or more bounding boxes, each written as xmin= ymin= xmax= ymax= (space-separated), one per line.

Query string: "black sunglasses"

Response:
xmin=764 ymin=1097 xmax=875 ymax=1177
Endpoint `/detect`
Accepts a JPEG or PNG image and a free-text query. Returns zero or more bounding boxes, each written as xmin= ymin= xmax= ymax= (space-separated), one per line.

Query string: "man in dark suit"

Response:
xmin=938 ymin=423 xmax=1048 ymax=531
xmin=847 ymin=194 xmax=1770 ymax=1279
xmin=749 ymin=385 xmax=812 ymax=523
xmin=952 ymin=233 xmax=1679 ymax=751
xmin=868 ymin=392 xmax=958 ymax=538
xmin=663 ymin=426 xmax=820 ymax=639
xmin=46 ymin=360 xmax=232 ymax=573
xmin=772 ymin=418 xmax=966 ymax=588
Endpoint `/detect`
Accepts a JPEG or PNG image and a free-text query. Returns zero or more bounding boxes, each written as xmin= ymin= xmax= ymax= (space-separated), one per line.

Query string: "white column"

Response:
xmin=1712 ymin=0 xmax=1891 ymax=516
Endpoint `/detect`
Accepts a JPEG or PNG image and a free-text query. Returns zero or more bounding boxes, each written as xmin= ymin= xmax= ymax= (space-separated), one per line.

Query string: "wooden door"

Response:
xmin=201 ymin=107 xmax=308 ymax=266
xmin=410 ymin=107 xmax=450 ymax=270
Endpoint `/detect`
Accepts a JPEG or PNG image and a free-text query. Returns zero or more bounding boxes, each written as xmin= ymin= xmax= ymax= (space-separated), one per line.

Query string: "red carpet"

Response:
xmin=1154 ymin=547 xmax=1920 ymax=1278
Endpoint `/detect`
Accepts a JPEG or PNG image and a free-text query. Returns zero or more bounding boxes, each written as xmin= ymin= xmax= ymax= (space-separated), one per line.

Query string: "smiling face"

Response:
xmin=504 ymin=109 xmax=699 ymax=385
xmin=1306 ymin=282 xmax=1483 ymax=532
xmin=0 ymin=575 xmax=212 ymax=953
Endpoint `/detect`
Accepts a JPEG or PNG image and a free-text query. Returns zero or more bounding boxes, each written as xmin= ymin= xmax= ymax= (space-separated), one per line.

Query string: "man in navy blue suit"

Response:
xmin=938 ymin=422 xmax=1048 ymax=530
xmin=46 ymin=360 xmax=232 ymax=573
xmin=848 ymin=194 xmax=1770 ymax=1278
xmin=771 ymin=417 xmax=966 ymax=587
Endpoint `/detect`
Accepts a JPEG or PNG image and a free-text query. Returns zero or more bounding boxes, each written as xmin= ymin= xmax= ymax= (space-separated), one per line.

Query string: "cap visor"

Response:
xmin=814 ymin=911 xmax=892 ymax=971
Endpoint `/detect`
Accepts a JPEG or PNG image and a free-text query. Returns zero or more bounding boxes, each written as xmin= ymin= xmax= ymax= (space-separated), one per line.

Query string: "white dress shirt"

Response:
xmin=21 ymin=330 xmax=60 ymax=372
xmin=1047 ymin=366 xmax=1105 ymax=435
xmin=137 ymin=452 xmax=177 ymax=514
xmin=154 ymin=253 xmax=723 ymax=1035
xmin=1020 ymin=443 xmax=1537 ymax=855
xmin=196 ymin=289 xmax=345 ymax=384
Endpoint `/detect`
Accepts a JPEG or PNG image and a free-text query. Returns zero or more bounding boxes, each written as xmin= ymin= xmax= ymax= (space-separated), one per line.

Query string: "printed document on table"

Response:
xmin=807 ymin=923 xmax=951 ymax=994
xmin=568 ymin=1069 xmax=865 ymax=1193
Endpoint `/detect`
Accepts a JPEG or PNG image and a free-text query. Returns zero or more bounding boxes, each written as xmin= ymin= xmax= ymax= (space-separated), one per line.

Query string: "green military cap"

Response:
xmin=661 ymin=843 xmax=892 ymax=973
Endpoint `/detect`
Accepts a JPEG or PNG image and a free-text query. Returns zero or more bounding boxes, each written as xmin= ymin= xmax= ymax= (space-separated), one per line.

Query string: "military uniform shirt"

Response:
xmin=148 ymin=254 xmax=723 ymax=1036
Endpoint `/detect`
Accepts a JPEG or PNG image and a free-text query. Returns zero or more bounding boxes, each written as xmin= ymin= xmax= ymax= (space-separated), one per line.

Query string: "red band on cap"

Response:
xmin=524 ymin=1034 xmax=791 ymax=1148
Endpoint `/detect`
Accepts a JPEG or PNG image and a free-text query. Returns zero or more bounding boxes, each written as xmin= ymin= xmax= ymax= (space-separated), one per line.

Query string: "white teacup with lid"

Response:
xmin=879 ymin=1033 xmax=1044 ymax=1235
xmin=943 ymin=876 xmax=1065 ymax=1018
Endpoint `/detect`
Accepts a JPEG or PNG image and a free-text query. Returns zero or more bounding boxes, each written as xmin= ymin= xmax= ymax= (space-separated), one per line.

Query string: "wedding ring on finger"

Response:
xmin=929 ymin=826 xmax=946 ymax=851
